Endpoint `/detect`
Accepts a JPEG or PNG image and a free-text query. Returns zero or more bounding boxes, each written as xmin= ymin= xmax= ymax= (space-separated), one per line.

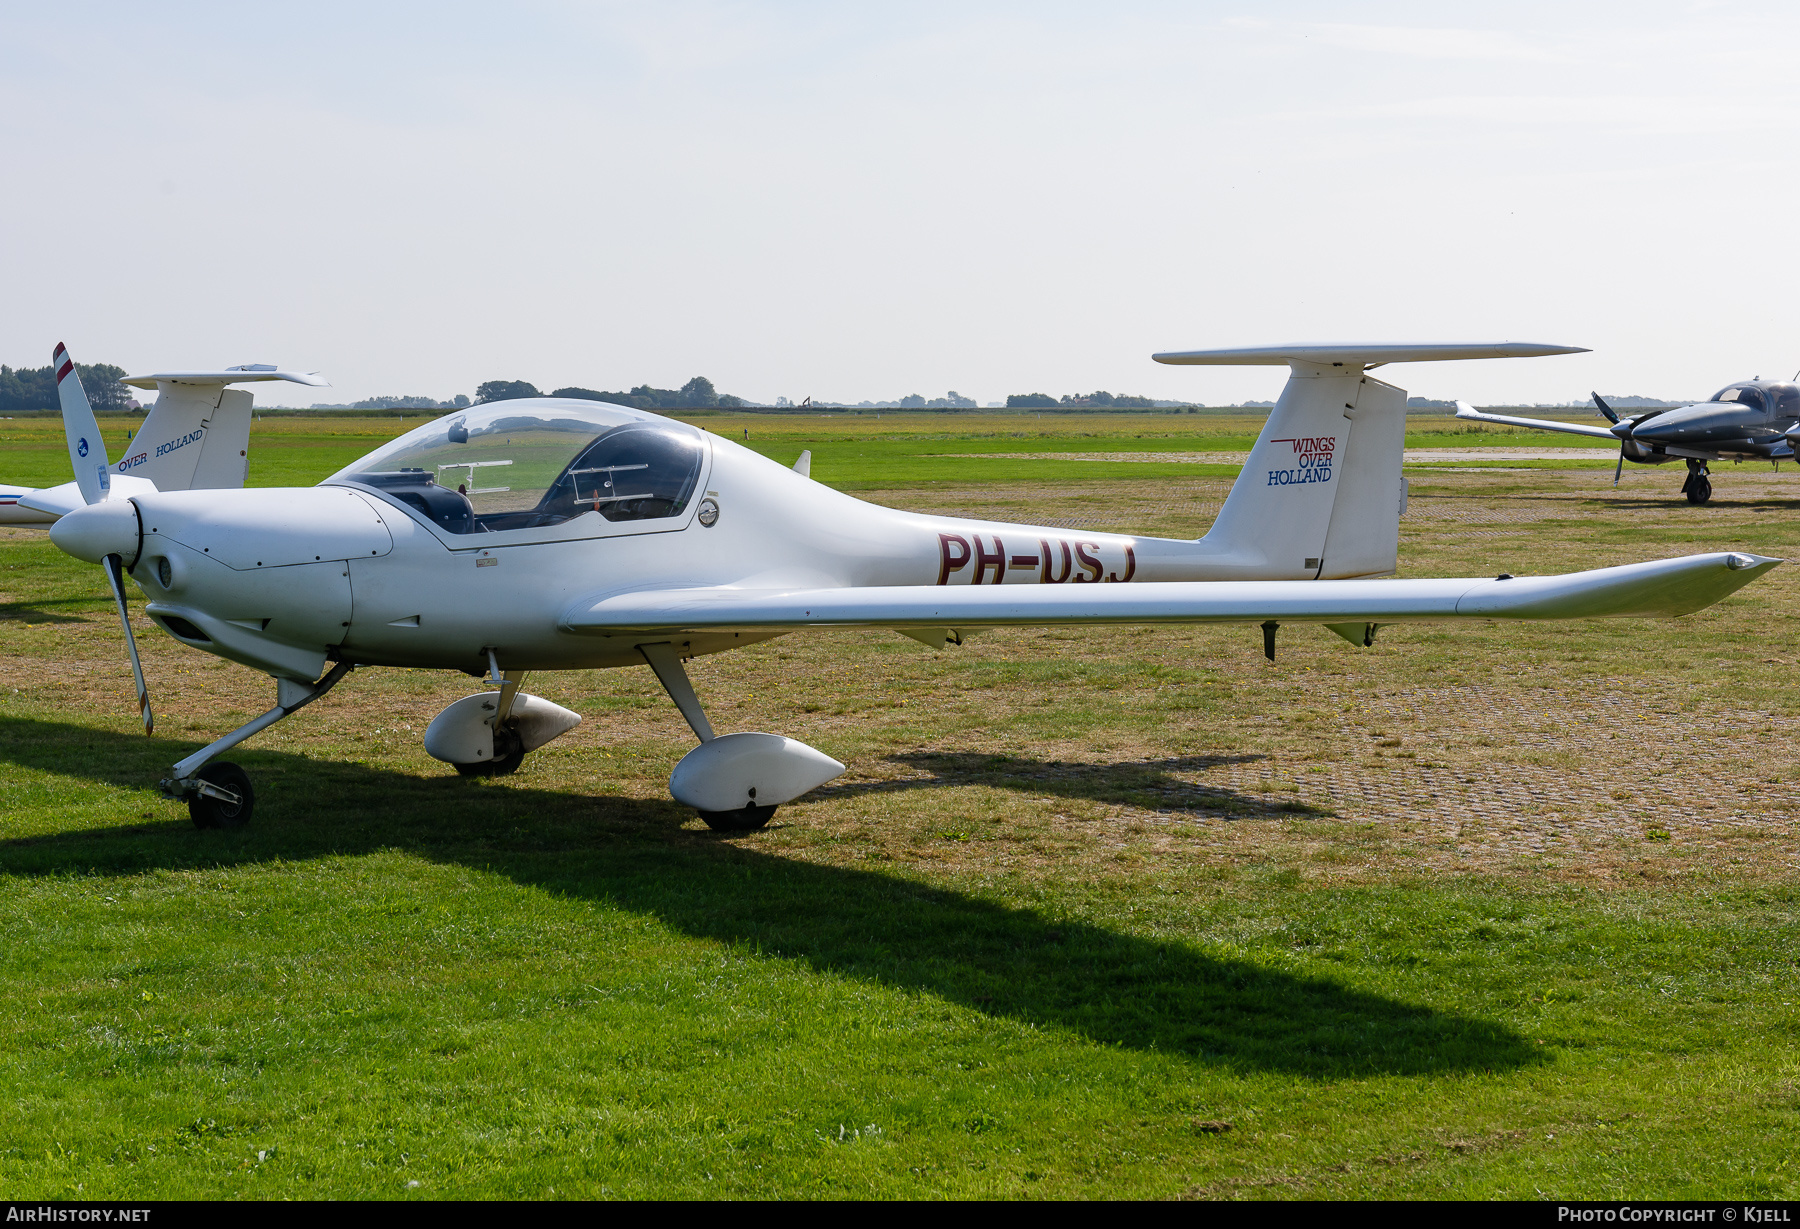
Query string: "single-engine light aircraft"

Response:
xmin=1454 ymin=378 xmax=1800 ymax=505
xmin=0 ymin=347 xmax=325 ymax=525
xmin=43 ymin=342 xmax=1778 ymax=832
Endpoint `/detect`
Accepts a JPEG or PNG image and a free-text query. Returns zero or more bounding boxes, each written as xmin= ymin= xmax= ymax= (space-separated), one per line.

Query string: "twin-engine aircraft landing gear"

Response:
xmin=1681 ymin=458 xmax=1713 ymax=505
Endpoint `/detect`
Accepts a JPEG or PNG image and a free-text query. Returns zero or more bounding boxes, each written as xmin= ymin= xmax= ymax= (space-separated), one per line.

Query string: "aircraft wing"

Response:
xmin=1454 ymin=401 xmax=1620 ymax=441
xmin=16 ymin=474 xmax=159 ymax=518
xmin=563 ymin=553 xmax=1777 ymax=636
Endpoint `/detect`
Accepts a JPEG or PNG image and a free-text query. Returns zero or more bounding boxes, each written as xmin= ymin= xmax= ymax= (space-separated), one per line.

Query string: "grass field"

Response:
xmin=1 ymin=410 xmax=1796 ymax=1199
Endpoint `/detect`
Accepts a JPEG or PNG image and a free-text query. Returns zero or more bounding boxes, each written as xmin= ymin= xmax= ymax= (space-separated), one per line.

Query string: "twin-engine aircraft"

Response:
xmin=1455 ymin=378 xmax=1800 ymax=504
xmin=0 ymin=347 xmax=326 ymax=525
xmin=43 ymin=341 xmax=1778 ymax=832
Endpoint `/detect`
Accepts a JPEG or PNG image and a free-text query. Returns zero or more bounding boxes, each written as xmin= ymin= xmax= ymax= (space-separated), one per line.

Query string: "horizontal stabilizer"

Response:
xmin=1454 ymin=401 xmax=1620 ymax=440
xmin=121 ymin=366 xmax=329 ymax=389
xmin=563 ymin=553 xmax=1778 ymax=635
xmin=1153 ymin=342 xmax=1588 ymax=367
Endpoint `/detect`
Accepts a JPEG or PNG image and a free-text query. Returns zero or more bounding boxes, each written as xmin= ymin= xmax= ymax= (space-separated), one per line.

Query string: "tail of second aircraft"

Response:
xmin=116 ymin=365 xmax=330 ymax=492
xmin=1152 ymin=342 xmax=1586 ymax=579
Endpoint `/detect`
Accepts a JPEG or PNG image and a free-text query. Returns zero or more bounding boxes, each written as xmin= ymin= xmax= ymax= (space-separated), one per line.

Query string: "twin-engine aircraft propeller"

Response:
xmin=52 ymin=344 xmax=154 ymax=738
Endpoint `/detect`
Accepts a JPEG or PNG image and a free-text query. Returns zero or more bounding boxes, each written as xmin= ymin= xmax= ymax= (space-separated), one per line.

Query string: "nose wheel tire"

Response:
xmin=1681 ymin=462 xmax=1713 ymax=505
xmin=188 ymin=761 xmax=254 ymax=830
xmin=697 ymin=803 xmax=778 ymax=832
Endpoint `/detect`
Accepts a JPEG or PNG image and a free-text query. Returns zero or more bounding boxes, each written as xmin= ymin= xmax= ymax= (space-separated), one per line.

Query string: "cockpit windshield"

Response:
xmin=325 ymin=400 xmax=706 ymax=535
xmin=1766 ymin=383 xmax=1800 ymax=418
xmin=1709 ymin=383 xmax=1769 ymax=413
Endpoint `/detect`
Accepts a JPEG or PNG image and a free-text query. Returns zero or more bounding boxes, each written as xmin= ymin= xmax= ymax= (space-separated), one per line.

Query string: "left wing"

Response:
xmin=1454 ymin=401 xmax=1620 ymax=441
xmin=563 ymin=553 xmax=1778 ymax=635
xmin=17 ymin=474 xmax=158 ymax=518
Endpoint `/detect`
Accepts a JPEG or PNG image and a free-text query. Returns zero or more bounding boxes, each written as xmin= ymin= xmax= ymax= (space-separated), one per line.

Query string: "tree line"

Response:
xmin=0 ymin=362 xmax=133 ymax=415
xmin=1005 ymin=390 xmax=1160 ymax=408
xmin=476 ymin=376 xmax=745 ymax=410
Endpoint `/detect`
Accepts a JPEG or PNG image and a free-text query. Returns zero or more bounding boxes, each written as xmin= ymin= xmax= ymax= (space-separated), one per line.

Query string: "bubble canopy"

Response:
xmin=324 ymin=400 xmax=707 ymax=536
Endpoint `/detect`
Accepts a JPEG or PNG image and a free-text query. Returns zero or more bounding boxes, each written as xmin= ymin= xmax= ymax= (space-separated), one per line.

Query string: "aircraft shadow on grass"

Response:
xmin=0 ymin=596 xmax=99 ymax=626
xmin=0 ymin=716 xmax=1541 ymax=1079
xmin=1597 ymin=495 xmax=1800 ymax=513
xmin=810 ymin=751 xmax=1330 ymax=820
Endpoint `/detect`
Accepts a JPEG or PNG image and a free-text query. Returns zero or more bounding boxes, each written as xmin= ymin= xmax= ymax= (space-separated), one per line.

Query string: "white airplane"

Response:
xmin=0 ymin=345 xmax=326 ymax=526
xmin=42 ymin=341 xmax=1778 ymax=832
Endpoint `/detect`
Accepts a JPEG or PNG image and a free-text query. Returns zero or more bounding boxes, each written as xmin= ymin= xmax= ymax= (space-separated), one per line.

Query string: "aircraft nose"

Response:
xmin=1626 ymin=405 xmax=1737 ymax=444
xmin=49 ymin=498 xmax=140 ymax=564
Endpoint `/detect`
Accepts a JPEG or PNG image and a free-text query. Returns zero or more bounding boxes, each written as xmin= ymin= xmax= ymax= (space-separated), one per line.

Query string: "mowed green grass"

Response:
xmin=0 ymin=408 xmax=1619 ymax=494
xmin=0 ymin=411 xmax=1796 ymax=1199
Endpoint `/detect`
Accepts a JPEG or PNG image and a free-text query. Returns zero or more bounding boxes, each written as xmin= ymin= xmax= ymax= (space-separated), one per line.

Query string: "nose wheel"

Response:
xmin=1681 ymin=460 xmax=1713 ymax=505
xmin=187 ymin=761 xmax=254 ymax=830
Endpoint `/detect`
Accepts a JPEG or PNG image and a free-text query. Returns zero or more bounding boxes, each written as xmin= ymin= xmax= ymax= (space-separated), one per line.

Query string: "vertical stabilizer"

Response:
xmin=115 ymin=365 xmax=327 ymax=493
xmin=118 ymin=383 xmax=222 ymax=491
xmin=188 ymin=389 xmax=253 ymax=489
xmin=1152 ymin=342 xmax=1587 ymax=581
xmin=1198 ymin=362 xmax=1363 ymax=577
xmin=1318 ymin=373 xmax=1406 ymax=578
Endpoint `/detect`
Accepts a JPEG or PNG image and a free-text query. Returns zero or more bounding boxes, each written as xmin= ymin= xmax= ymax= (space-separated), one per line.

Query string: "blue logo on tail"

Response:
xmin=77 ymin=438 xmax=89 ymax=458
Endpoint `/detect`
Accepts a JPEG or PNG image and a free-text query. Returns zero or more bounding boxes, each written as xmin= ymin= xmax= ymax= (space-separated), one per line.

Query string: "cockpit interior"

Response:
xmin=327 ymin=401 xmax=707 ymax=536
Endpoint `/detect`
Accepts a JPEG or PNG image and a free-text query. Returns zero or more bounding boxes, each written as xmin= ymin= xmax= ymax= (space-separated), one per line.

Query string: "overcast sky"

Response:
xmin=5 ymin=1 xmax=1799 ymax=407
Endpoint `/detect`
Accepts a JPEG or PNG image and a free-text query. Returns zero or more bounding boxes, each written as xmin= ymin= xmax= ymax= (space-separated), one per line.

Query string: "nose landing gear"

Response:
xmin=187 ymin=761 xmax=254 ymax=829
xmin=163 ymin=661 xmax=353 ymax=831
xmin=1681 ymin=459 xmax=1713 ymax=505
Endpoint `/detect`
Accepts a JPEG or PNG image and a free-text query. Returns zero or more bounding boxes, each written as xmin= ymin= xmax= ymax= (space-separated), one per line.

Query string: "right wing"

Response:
xmin=1454 ymin=401 xmax=1620 ymax=441
xmin=562 ymin=553 xmax=1779 ymax=636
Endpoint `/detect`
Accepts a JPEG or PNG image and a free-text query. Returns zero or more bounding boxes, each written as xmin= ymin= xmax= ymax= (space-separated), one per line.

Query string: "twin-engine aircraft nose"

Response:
xmin=49 ymin=498 xmax=140 ymax=564
xmin=1623 ymin=404 xmax=1746 ymax=445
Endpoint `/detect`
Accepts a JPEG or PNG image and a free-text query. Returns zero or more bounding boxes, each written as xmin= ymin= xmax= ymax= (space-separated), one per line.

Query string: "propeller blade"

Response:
xmin=1615 ymin=449 xmax=1625 ymax=487
xmin=101 ymin=553 xmax=153 ymax=735
xmin=1591 ymin=391 xmax=1621 ymax=424
xmin=52 ymin=343 xmax=111 ymax=506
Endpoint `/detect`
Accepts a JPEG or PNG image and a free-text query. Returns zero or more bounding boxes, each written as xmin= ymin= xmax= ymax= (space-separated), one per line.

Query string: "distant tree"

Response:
xmin=451 ymin=394 xmax=471 ymax=408
xmin=0 ymin=361 xmax=130 ymax=413
xmin=79 ymin=364 xmax=132 ymax=412
xmin=1006 ymin=393 xmax=1058 ymax=408
xmin=679 ymin=376 xmax=718 ymax=408
xmin=354 ymin=395 xmax=450 ymax=410
xmin=717 ymin=394 xmax=745 ymax=408
xmin=899 ymin=393 xmax=926 ymax=408
xmin=475 ymin=379 xmax=541 ymax=404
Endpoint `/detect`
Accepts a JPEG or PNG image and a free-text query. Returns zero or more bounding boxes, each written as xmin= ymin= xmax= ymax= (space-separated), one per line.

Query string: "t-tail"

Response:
xmin=117 ymin=364 xmax=332 ymax=491
xmin=1154 ymin=342 xmax=1587 ymax=579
